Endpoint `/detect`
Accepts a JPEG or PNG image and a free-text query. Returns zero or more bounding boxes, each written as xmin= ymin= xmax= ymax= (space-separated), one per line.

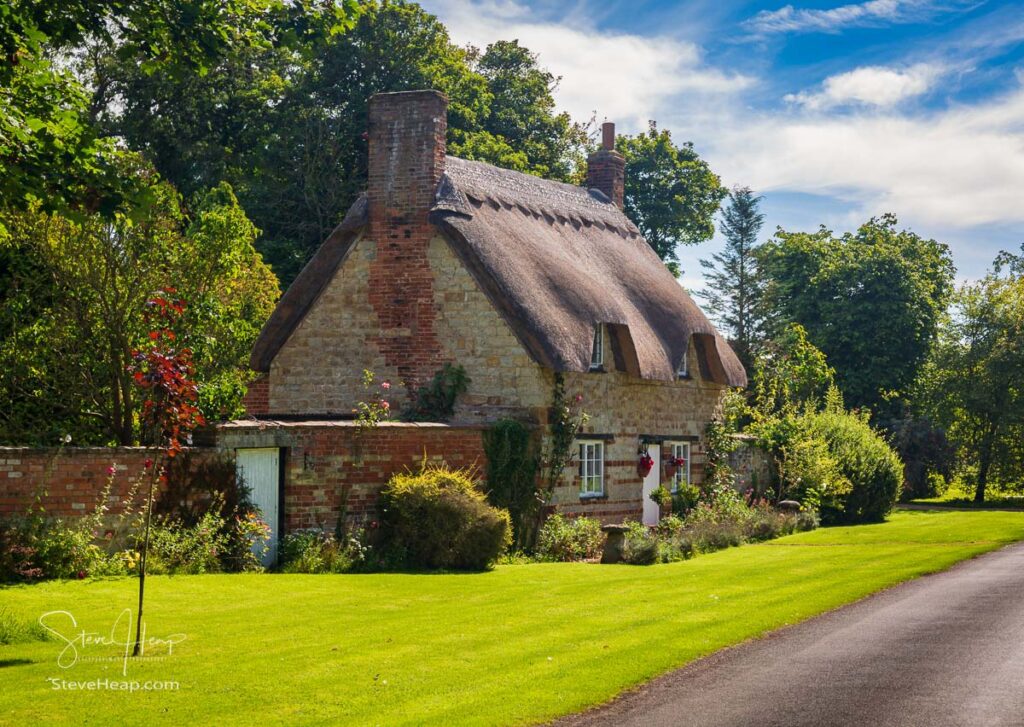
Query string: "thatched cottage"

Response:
xmin=220 ymin=90 xmax=745 ymax=558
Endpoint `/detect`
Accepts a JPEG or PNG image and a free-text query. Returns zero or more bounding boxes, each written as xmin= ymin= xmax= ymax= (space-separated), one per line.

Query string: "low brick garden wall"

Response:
xmin=0 ymin=447 xmax=221 ymax=518
xmin=219 ymin=420 xmax=488 ymax=533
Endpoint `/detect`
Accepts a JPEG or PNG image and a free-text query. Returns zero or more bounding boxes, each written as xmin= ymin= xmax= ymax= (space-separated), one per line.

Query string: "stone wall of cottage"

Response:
xmin=267 ymin=234 xmax=549 ymax=418
xmin=545 ymin=331 xmax=730 ymax=522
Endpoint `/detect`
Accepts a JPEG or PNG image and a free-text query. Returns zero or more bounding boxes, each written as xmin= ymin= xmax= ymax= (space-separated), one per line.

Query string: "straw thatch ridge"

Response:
xmin=249 ymin=156 xmax=746 ymax=387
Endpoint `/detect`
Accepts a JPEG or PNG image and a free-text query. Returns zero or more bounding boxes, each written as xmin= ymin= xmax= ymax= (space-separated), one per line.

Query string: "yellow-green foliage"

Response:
xmin=380 ymin=463 xmax=512 ymax=570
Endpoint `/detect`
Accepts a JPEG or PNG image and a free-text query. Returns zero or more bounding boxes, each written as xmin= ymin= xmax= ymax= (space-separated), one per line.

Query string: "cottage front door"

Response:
xmin=641 ymin=450 xmax=660 ymax=526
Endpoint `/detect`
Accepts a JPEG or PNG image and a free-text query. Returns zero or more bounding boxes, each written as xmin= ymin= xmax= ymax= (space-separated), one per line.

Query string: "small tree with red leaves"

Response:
xmin=128 ymin=289 xmax=205 ymax=656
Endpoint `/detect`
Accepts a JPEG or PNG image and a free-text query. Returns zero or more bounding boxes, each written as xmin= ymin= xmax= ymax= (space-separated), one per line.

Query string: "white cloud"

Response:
xmin=425 ymin=0 xmax=752 ymax=129
xmin=785 ymin=64 xmax=942 ymax=109
xmin=703 ymin=85 xmax=1024 ymax=229
xmin=745 ymin=0 xmax=966 ymax=35
xmin=424 ymin=0 xmax=1024 ymax=265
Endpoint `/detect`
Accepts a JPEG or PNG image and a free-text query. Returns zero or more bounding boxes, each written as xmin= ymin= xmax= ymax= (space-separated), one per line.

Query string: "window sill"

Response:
xmin=588 ymin=366 xmax=607 ymax=374
xmin=578 ymin=492 xmax=607 ymax=501
xmin=677 ymin=373 xmax=692 ymax=381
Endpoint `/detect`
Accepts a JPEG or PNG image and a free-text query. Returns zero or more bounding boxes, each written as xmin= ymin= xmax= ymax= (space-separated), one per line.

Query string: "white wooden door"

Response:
xmin=236 ymin=448 xmax=280 ymax=566
xmin=641 ymin=450 xmax=660 ymax=526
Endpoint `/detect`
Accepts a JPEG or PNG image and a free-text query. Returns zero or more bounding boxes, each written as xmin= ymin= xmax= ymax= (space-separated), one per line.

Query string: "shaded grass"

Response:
xmin=1 ymin=510 xmax=1023 ymax=726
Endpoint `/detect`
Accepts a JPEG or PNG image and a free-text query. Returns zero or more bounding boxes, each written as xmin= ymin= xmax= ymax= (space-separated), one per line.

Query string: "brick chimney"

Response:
xmin=587 ymin=122 xmax=625 ymax=208
xmin=366 ymin=90 xmax=448 ymax=388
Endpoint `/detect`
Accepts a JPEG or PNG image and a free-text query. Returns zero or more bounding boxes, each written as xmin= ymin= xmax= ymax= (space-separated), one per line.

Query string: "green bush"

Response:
xmin=779 ymin=434 xmax=852 ymax=513
xmin=482 ymin=419 xmax=540 ymax=550
xmin=621 ymin=521 xmax=659 ymax=565
xmin=0 ymin=513 xmax=105 ymax=582
xmin=379 ymin=464 xmax=512 ymax=571
xmin=146 ymin=511 xmax=228 ymax=575
xmin=803 ymin=410 xmax=903 ymax=523
xmin=535 ymin=515 xmax=604 ymax=562
xmin=278 ymin=529 xmax=357 ymax=573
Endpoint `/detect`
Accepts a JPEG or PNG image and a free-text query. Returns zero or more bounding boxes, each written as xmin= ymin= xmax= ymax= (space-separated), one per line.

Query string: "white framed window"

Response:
xmin=677 ymin=349 xmax=689 ymax=378
xmin=590 ymin=324 xmax=604 ymax=370
xmin=578 ymin=440 xmax=605 ymax=496
xmin=668 ymin=441 xmax=691 ymax=492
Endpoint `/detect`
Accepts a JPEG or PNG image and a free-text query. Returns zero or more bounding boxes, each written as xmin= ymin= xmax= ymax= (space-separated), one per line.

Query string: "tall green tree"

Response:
xmin=618 ymin=123 xmax=726 ymax=276
xmin=698 ymin=186 xmax=766 ymax=370
xmin=758 ymin=214 xmax=955 ymax=415
xmin=917 ymin=248 xmax=1024 ymax=502
xmin=90 ymin=0 xmax=587 ymax=284
xmin=0 ymin=157 xmax=279 ymax=445
xmin=0 ymin=0 xmax=358 ymax=221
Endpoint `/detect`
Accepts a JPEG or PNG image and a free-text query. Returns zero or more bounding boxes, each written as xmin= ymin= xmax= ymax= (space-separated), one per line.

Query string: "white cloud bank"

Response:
xmin=745 ymin=0 xmax=969 ymax=35
xmin=785 ymin=64 xmax=941 ymax=109
xmin=425 ymin=0 xmax=1024 ymax=236
xmin=708 ymin=85 xmax=1024 ymax=229
xmin=427 ymin=0 xmax=752 ymax=128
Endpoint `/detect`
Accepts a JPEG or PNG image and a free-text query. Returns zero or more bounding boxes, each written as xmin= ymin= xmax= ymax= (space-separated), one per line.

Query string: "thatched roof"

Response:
xmin=251 ymin=156 xmax=746 ymax=387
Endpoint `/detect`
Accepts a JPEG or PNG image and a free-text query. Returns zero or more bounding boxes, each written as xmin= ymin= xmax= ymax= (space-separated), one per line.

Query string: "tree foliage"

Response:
xmin=89 ymin=0 xmax=587 ymax=284
xmin=618 ymin=123 xmax=726 ymax=276
xmin=0 ymin=0 xmax=358 ymax=222
xmin=698 ymin=186 xmax=767 ymax=371
xmin=758 ymin=214 xmax=955 ymax=415
xmin=916 ymin=248 xmax=1024 ymax=501
xmin=0 ymin=157 xmax=279 ymax=445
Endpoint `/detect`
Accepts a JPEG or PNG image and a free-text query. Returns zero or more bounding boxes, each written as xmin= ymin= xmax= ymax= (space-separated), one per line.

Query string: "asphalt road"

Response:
xmin=559 ymin=542 xmax=1024 ymax=727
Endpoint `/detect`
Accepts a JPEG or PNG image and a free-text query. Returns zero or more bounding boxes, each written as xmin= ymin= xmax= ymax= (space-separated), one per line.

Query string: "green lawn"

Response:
xmin=2 ymin=509 xmax=1023 ymax=726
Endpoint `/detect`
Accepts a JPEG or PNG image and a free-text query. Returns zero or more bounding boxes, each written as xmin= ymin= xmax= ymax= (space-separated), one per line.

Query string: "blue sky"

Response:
xmin=421 ymin=0 xmax=1024 ymax=287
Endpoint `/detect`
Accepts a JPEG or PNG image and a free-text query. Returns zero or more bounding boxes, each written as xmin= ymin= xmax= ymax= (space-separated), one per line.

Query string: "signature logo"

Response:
xmin=38 ymin=609 xmax=186 ymax=676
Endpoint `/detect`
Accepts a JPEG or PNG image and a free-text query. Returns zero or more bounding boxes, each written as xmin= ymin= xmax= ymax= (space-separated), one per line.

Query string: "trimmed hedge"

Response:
xmin=803 ymin=410 xmax=903 ymax=523
xmin=379 ymin=465 xmax=512 ymax=571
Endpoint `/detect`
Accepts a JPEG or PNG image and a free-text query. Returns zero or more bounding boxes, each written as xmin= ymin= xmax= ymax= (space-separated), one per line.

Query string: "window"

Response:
xmin=677 ymin=349 xmax=689 ymax=378
xmin=668 ymin=442 xmax=691 ymax=492
xmin=578 ymin=440 xmax=605 ymax=496
xmin=590 ymin=324 xmax=604 ymax=370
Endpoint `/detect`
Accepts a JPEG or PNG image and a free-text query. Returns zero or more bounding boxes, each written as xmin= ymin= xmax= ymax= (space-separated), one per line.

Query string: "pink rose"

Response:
xmin=381 ymin=400 xmax=390 ymax=410
xmin=381 ymin=381 xmax=391 ymax=390
xmin=107 ymin=466 xmax=116 ymax=476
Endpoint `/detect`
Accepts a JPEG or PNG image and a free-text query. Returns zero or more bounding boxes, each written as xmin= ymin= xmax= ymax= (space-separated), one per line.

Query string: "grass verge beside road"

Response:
xmin=2 ymin=509 xmax=1023 ymax=726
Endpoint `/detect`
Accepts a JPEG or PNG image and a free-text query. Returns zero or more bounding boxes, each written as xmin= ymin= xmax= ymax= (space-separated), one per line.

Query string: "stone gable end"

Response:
xmin=269 ymin=232 xmax=548 ymax=418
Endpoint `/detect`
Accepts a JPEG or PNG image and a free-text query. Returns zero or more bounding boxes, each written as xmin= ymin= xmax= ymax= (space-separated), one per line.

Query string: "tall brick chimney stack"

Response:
xmin=587 ymin=121 xmax=625 ymax=208
xmin=365 ymin=89 xmax=449 ymax=388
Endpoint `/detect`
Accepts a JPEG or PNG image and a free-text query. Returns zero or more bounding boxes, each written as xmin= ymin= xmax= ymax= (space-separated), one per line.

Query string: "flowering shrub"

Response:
xmin=535 ymin=515 xmax=604 ymax=562
xmin=145 ymin=512 xmax=227 ymax=575
xmin=278 ymin=528 xmax=368 ymax=574
xmin=354 ymin=369 xmax=393 ymax=430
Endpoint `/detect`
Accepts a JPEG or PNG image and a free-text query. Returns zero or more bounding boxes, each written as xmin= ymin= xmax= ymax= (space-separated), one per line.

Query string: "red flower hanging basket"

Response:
xmin=637 ymin=452 xmax=654 ymax=478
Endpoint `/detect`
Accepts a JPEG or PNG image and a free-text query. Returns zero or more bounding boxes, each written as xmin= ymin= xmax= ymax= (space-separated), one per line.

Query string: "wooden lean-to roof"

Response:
xmin=250 ymin=156 xmax=747 ymax=387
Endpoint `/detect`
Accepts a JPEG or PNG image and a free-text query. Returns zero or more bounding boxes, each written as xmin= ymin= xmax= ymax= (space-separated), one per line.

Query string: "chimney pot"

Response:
xmin=601 ymin=122 xmax=615 ymax=151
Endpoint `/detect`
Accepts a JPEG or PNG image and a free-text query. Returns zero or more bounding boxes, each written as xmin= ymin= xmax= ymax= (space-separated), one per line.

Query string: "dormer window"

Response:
xmin=590 ymin=324 xmax=604 ymax=371
xmin=677 ymin=349 xmax=689 ymax=379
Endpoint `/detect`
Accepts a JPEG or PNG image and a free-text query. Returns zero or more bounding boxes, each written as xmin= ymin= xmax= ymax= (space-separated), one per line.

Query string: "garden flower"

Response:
xmin=381 ymin=381 xmax=391 ymax=390
xmin=107 ymin=465 xmax=116 ymax=476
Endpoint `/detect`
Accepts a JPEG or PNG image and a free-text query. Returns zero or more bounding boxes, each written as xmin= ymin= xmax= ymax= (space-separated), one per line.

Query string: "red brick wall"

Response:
xmin=0 ymin=447 xmax=219 ymax=518
xmin=220 ymin=422 xmax=488 ymax=533
xmin=241 ymin=375 xmax=270 ymax=416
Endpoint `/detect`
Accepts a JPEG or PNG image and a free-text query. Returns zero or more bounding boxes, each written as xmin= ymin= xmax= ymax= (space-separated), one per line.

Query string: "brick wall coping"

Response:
xmin=218 ymin=419 xmax=495 ymax=431
xmin=0 ymin=445 xmax=208 ymax=455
